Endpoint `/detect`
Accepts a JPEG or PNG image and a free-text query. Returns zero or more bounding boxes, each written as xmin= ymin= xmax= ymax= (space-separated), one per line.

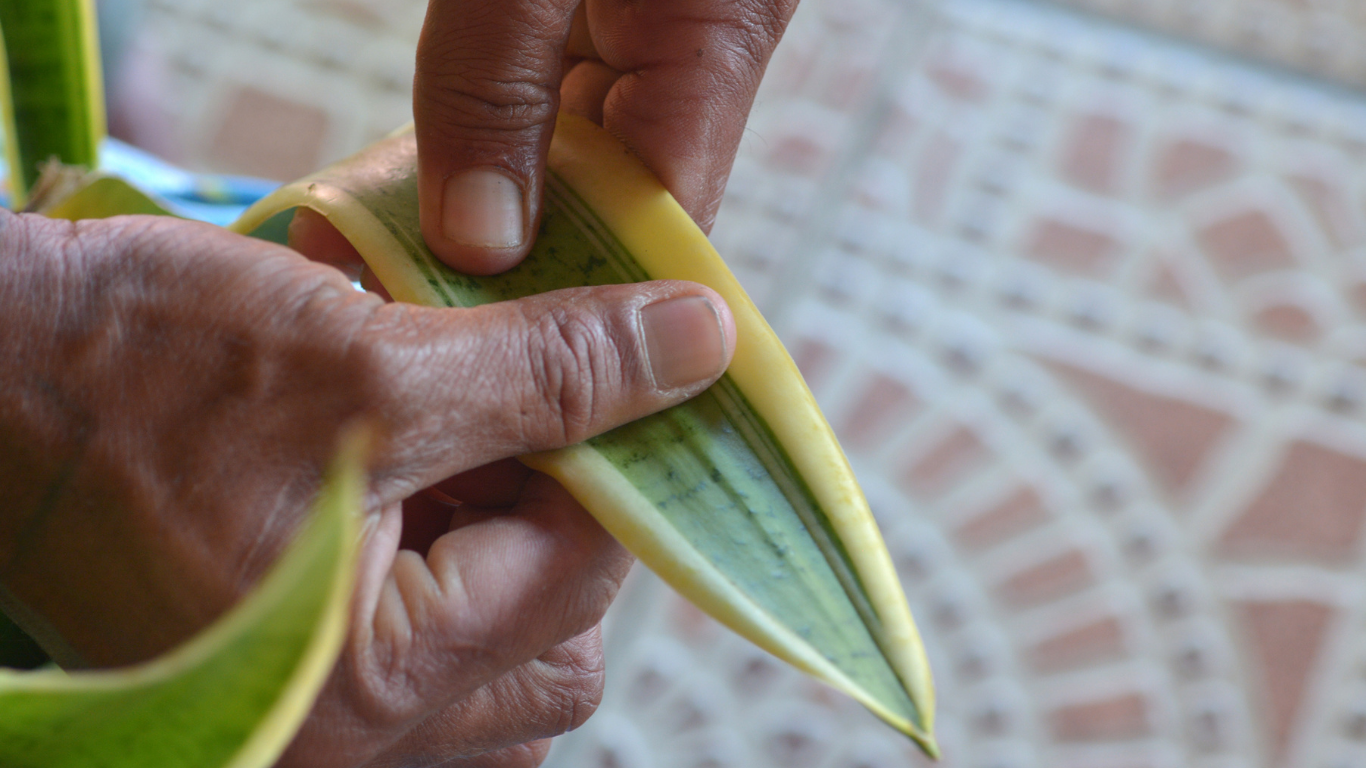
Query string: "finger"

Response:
xmin=312 ymin=476 xmax=626 ymax=763
xmin=370 ymin=629 xmax=604 ymax=764
xmin=399 ymin=490 xmax=458 ymax=556
xmin=278 ymin=501 xmax=405 ymax=766
xmin=400 ymin=475 xmax=630 ymax=692
xmin=560 ymin=59 xmax=622 ymax=127
xmin=401 ymin=492 xmax=532 ymax=558
xmin=359 ymin=266 xmax=394 ymax=302
xmin=287 ymin=207 xmax=364 ymax=280
xmin=414 ymin=0 xmax=581 ymax=275
xmin=287 ymin=206 xmax=400 ymax=305
xmin=364 ymin=280 xmax=736 ymax=497
xmin=564 ymin=2 xmax=595 ymax=60
xmin=585 ymin=0 xmax=799 ymax=230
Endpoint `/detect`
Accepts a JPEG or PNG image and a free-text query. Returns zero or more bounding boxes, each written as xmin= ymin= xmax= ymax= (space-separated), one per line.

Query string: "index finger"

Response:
xmin=413 ymin=0 xmax=581 ymax=275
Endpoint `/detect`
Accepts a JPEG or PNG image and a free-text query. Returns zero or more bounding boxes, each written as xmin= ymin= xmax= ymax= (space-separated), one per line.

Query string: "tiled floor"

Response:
xmin=117 ymin=0 xmax=1366 ymax=766
xmin=1050 ymin=0 xmax=1366 ymax=94
xmin=125 ymin=0 xmax=425 ymax=178
xmin=557 ymin=1 xmax=1366 ymax=767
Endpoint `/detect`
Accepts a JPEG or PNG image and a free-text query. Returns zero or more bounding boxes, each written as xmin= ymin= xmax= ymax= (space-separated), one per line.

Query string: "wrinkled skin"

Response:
xmin=0 ymin=210 xmax=735 ymax=766
xmin=0 ymin=0 xmax=798 ymax=765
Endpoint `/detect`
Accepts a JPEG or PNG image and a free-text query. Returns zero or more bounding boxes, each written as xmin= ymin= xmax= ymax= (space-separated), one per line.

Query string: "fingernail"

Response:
xmin=441 ymin=169 xmax=524 ymax=248
xmin=640 ymin=295 xmax=727 ymax=390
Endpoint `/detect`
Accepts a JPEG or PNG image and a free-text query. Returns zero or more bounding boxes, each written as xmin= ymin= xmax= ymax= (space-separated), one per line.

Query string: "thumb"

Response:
xmin=366 ymin=280 xmax=737 ymax=494
xmin=414 ymin=0 xmax=580 ymax=275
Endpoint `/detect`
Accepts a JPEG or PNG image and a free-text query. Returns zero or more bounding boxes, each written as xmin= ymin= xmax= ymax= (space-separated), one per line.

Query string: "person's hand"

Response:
xmin=0 ymin=210 xmax=734 ymax=766
xmin=413 ymin=0 xmax=800 ymax=274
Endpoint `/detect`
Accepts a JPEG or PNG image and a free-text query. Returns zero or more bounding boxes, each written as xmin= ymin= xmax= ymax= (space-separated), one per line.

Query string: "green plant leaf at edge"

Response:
xmin=0 ymin=430 xmax=365 ymax=768
xmin=0 ymin=17 xmax=21 ymax=207
xmin=0 ymin=0 xmax=106 ymax=207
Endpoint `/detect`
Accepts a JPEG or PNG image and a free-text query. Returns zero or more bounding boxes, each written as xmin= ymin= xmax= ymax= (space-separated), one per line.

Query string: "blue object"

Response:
xmin=0 ymin=138 xmax=279 ymax=224
xmin=99 ymin=139 xmax=279 ymax=226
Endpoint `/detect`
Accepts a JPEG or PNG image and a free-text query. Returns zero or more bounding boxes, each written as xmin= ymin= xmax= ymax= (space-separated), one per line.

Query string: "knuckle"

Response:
xmin=343 ymin=661 xmax=419 ymax=730
xmin=534 ymin=642 xmax=606 ymax=736
xmin=417 ymin=6 xmax=564 ymax=138
xmin=706 ymin=0 xmax=794 ymax=70
xmin=422 ymin=69 xmax=560 ymax=135
xmin=718 ymin=19 xmax=770 ymax=70
xmin=342 ymin=628 xmax=465 ymax=730
xmin=518 ymin=306 xmax=622 ymax=446
xmin=745 ymin=0 xmax=797 ymax=48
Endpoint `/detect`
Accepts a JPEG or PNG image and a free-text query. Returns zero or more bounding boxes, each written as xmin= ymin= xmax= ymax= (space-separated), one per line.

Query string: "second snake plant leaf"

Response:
xmin=0 ymin=430 xmax=366 ymax=768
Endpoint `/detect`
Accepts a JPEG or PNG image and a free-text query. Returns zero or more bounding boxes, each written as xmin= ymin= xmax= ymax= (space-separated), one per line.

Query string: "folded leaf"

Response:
xmin=230 ymin=115 xmax=937 ymax=753
xmin=0 ymin=430 xmax=365 ymax=768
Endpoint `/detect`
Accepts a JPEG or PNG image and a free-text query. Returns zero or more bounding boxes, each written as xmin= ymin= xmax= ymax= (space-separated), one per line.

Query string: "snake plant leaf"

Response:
xmin=0 ymin=430 xmax=365 ymax=768
xmin=230 ymin=115 xmax=937 ymax=754
xmin=0 ymin=0 xmax=105 ymax=207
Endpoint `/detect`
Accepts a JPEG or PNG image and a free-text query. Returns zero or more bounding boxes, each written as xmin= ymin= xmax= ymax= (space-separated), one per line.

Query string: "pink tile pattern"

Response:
xmin=1053 ymin=0 xmax=1366 ymax=94
xmin=132 ymin=0 xmax=425 ymax=176
xmin=552 ymin=1 xmax=1366 ymax=767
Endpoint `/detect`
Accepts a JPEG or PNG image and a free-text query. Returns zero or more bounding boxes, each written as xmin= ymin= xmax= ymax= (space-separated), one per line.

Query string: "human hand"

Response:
xmin=413 ymin=0 xmax=800 ymax=274
xmin=0 ymin=210 xmax=734 ymax=766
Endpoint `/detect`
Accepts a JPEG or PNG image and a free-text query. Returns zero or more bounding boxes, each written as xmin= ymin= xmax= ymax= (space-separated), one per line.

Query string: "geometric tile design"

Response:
xmin=1052 ymin=0 xmax=1366 ymax=94
xmin=206 ymin=85 xmax=330 ymax=180
xmin=1049 ymin=691 xmax=1152 ymax=742
xmin=836 ymin=370 xmax=923 ymax=449
xmin=899 ymin=425 xmax=991 ymax=501
xmin=1197 ymin=209 xmax=1298 ymax=282
xmin=1218 ymin=441 xmax=1366 ymax=563
xmin=551 ymin=1 xmax=1366 ymax=767
xmin=1238 ymin=600 xmax=1335 ymax=761
xmin=128 ymin=0 xmax=425 ymax=176
xmin=1152 ymin=138 xmax=1238 ymax=201
xmin=951 ymin=485 xmax=1050 ymax=550
xmin=1051 ymin=362 xmax=1234 ymax=496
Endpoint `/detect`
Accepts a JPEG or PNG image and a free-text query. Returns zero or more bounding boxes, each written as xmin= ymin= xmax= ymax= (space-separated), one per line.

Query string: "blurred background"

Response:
xmin=97 ymin=0 xmax=1366 ymax=765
